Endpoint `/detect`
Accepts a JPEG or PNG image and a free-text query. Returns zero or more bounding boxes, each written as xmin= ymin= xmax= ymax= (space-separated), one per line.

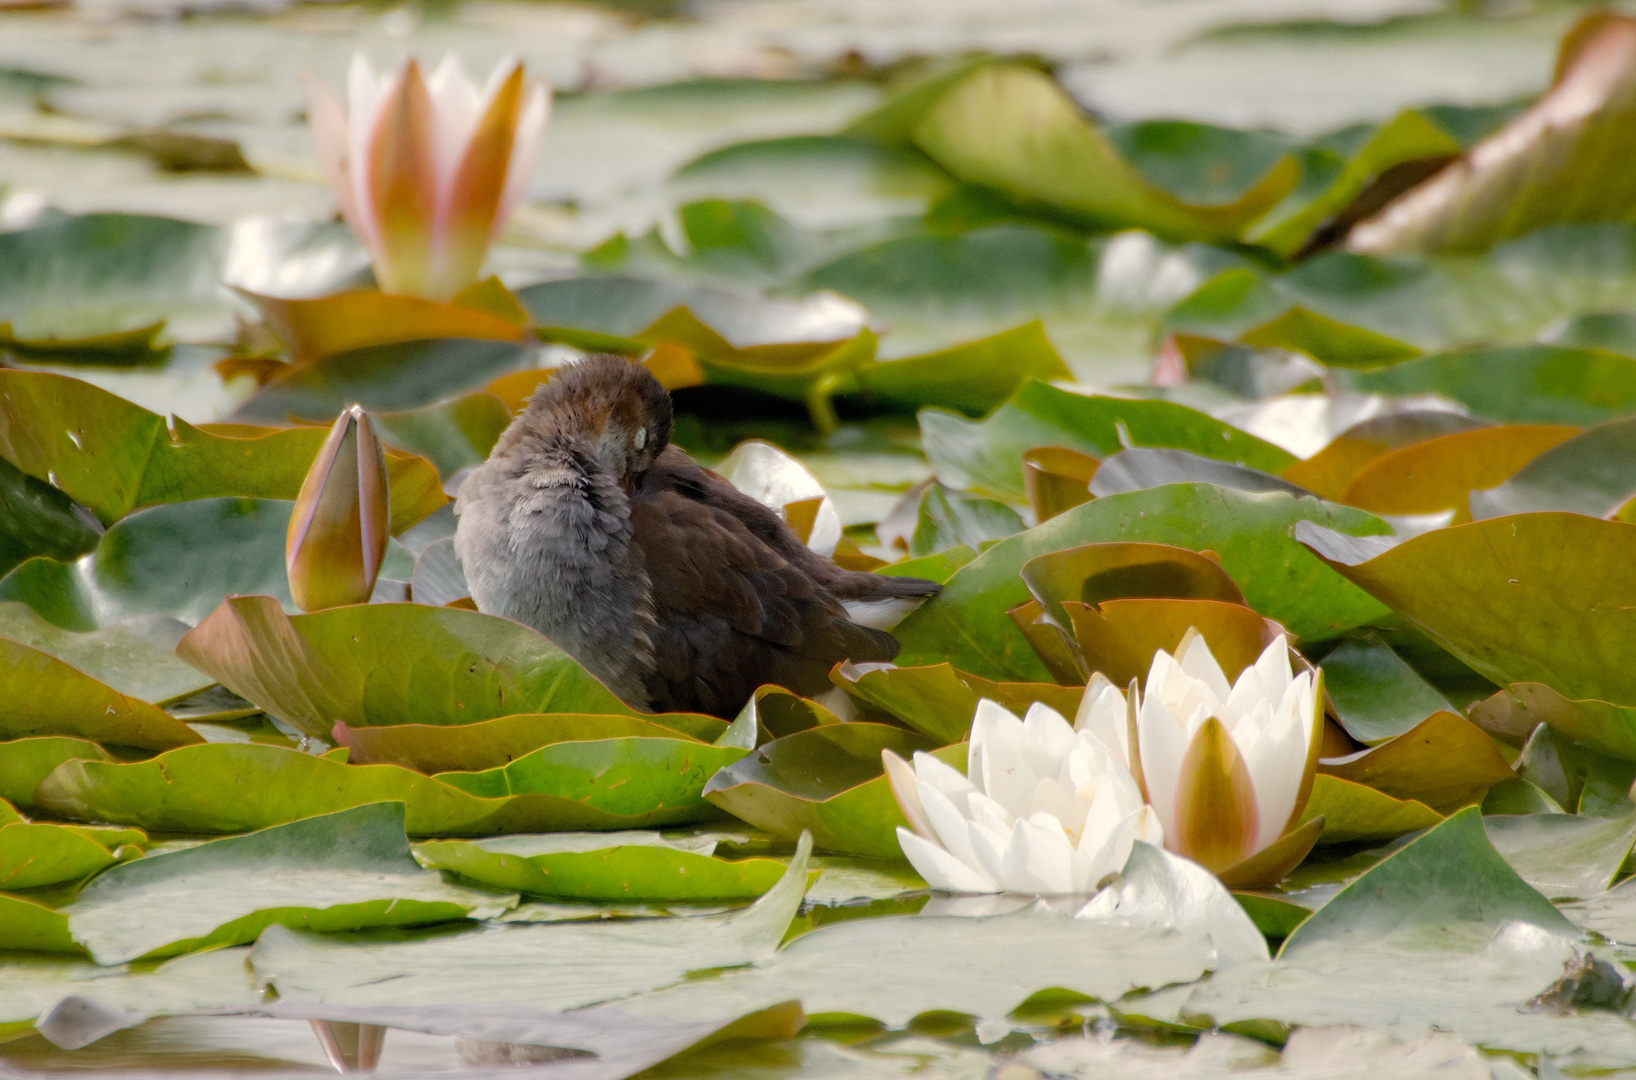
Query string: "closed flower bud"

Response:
xmin=287 ymin=405 xmax=389 ymax=611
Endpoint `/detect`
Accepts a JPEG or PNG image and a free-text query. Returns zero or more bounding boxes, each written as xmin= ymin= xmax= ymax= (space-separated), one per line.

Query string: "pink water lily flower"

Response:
xmin=306 ymin=54 xmax=551 ymax=300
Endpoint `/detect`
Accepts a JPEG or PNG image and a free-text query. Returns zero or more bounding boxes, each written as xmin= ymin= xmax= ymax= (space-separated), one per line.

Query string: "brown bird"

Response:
xmin=453 ymin=355 xmax=941 ymax=718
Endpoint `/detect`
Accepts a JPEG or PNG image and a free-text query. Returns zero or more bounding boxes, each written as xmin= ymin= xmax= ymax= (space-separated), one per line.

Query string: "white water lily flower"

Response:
xmin=884 ymin=700 xmax=1162 ymax=895
xmin=1133 ymin=631 xmax=1323 ymax=879
xmin=306 ymin=54 xmax=551 ymax=300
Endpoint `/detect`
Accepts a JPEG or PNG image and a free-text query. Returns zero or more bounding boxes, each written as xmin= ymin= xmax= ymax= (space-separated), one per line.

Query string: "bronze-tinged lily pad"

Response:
xmin=1006 ymin=599 xmax=1086 ymax=685
xmin=239 ymin=287 xmax=529 ymax=365
xmin=703 ymin=725 xmax=950 ymax=858
xmin=1281 ymin=411 xmax=1493 ymax=501
xmin=1298 ymin=513 xmax=1636 ymax=707
xmin=1317 ymin=712 xmax=1515 ymax=812
xmin=1338 ymin=424 xmax=1579 ymax=521
xmin=1022 ymin=446 xmax=1098 ymax=523
xmin=1492 ymin=682 xmax=1636 ymax=762
xmin=334 ymin=712 xmax=727 ymax=773
xmin=1021 ymin=542 xmax=1245 ymax=634
xmin=1299 ymin=774 xmax=1443 ymax=845
xmin=176 ymin=595 xmax=633 ymax=741
xmin=831 ymin=661 xmax=1081 ymax=744
xmin=1061 ymin=598 xmax=1283 ymax=688
xmin=0 ymin=638 xmax=202 ymax=751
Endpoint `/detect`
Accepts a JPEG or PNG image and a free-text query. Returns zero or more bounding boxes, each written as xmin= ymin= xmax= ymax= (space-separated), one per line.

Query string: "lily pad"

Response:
xmin=1340 ymin=345 xmax=1636 ymax=425
xmin=0 ymin=603 xmax=210 ymax=705
xmin=60 ymin=803 xmax=515 ymax=966
xmin=1088 ymin=448 xmax=1309 ymax=500
xmin=31 ymin=742 xmax=733 ymax=836
xmin=831 ymin=662 xmax=1080 ymax=745
xmin=852 ymin=322 xmax=1071 ymax=417
xmin=1020 ymin=541 xmax=1245 ymax=634
xmin=896 ymin=485 xmax=1392 ymax=681
xmin=703 ymin=726 xmax=950 ymax=858
xmin=0 ymin=894 xmax=78 ymax=955
xmin=1299 ymin=774 xmax=1442 ymax=845
xmin=1060 ymin=597 xmax=1283 ymax=688
xmin=1239 ymin=307 xmax=1421 ymax=368
xmin=1319 ymin=635 xmax=1456 ymax=745
xmin=414 ymin=832 xmax=788 ymax=902
xmin=1469 ymin=415 xmax=1636 ymax=520
xmin=0 ymin=821 xmax=126 ymax=891
xmin=0 ymin=456 xmax=102 ymax=579
xmin=1317 ymin=712 xmax=1514 ymax=812
xmin=1338 ymin=424 xmax=1579 ymax=520
xmin=0 ymin=737 xmax=114 ymax=808
xmin=0 ymin=947 xmax=262 ymax=1040
xmin=240 ymin=288 xmax=528 ymax=365
xmin=0 ymin=637 xmax=202 ymax=750
xmin=334 ymin=712 xmax=727 ymax=773
xmin=920 ymin=379 xmax=1293 ymax=501
xmin=1281 ymin=411 xmax=1493 ymax=501
xmin=175 ymin=595 xmax=633 ymax=741
xmin=372 ymin=392 xmax=511 ymax=480
xmin=1298 ymin=513 xmax=1636 ymax=706
xmin=907 ymin=483 xmax=1023 ymax=558
xmin=1486 ymin=811 xmax=1636 ymax=902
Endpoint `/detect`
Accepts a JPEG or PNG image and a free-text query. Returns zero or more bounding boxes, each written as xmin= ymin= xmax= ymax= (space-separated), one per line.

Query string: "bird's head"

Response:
xmin=516 ymin=354 xmax=673 ymax=488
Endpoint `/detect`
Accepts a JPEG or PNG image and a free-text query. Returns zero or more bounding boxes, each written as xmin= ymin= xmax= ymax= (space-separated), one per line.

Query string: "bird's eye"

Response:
xmin=634 ymin=428 xmax=647 ymax=450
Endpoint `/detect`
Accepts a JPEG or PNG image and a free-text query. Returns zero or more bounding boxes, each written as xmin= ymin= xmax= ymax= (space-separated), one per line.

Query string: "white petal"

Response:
xmin=919 ymin=783 xmax=985 ymax=870
xmin=1073 ymin=674 xmax=1130 ymax=763
xmin=1136 ymin=694 xmax=1189 ymax=843
xmin=427 ymin=53 xmax=483 ymax=192
xmin=883 ymin=750 xmax=934 ymax=842
xmin=896 ymin=828 xmax=997 ymax=893
xmin=972 ymin=700 xmax=1040 ymax=819
xmin=912 ymin=750 xmax=979 ymax=803
xmin=998 ymin=814 xmax=1079 ymax=895
xmin=1177 ymin=631 xmax=1233 ymax=704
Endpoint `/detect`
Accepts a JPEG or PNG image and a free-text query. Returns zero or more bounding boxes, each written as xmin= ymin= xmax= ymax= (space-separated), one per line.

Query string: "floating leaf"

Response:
xmin=1318 ymin=712 xmax=1514 ymax=812
xmin=1281 ymin=411 xmax=1492 ymax=500
xmin=372 ymin=392 xmax=511 ymax=480
xmin=908 ymin=483 xmax=1023 ymax=558
xmin=1299 ymin=774 xmax=1442 ymax=845
xmin=0 ymin=948 xmax=262 ymax=1041
xmin=0 ymin=737 xmax=114 ymax=808
xmin=0 ymin=821 xmax=126 ymax=891
xmin=1022 ymin=445 xmax=1098 ymax=523
xmin=704 ymin=726 xmax=950 ymax=858
xmin=335 ymin=712 xmax=726 ymax=773
xmin=176 ymin=595 xmax=633 ymax=741
xmin=1088 ymin=448 xmax=1308 ymax=500
xmin=0 ymin=894 xmax=77 ymax=954
xmin=414 ymin=832 xmax=788 ymax=902
xmin=852 ymin=322 xmax=1071 ymax=417
xmin=1341 ymin=345 xmax=1636 ymax=426
xmin=0 ymin=603 xmax=209 ymax=705
xmin=0 ymin=637 xmax=202 ymax=750
xmin=831 ymin=662 xmax=1080 ymax=745
xmin=32 ymin=743 xmax=729 ymax=836
xmin=1470 ymin=415 xmax=1636 ymax=520
xmin=1240 ymin=308 xmax=1420 ymax=368
xmin=921 ymin=379 xmax=1293 ymax=501
xmin=239 ymin=287 xmax=528 ymax=364
xmin=0 ymin=456 xmax=102 ymax=579
xmin=1487 ymin=811 xmax=1636 ymax=902
xmin=1060 ymin=598 xmax=1282 ymax=688
xmin=1020 ymin=541 xmax=1244 ymax=631
xmin=1338 ymin=424 xmax=1579 ymax=521
xmin=1490 ymin=682 xmax=1636 ymax=763
xmin=61 ymin=803 xmax=514 ymax=965
xmin=897 ymin=485 xmax=1392 ymax=681
xmin=1319 ymin=635 xmax=1456 ymax=745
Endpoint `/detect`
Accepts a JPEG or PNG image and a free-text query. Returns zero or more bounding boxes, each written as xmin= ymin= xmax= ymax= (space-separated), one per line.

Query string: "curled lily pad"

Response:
xmin=908 ymin=483 xmax=1023 ymax=558
xmin=0 ymin=821 xmax=129 ymax=891
xmin=1020 ymin=541 xmax=1245 ymax=635
xmin=334 ymin=712 xmax=727 ymax=773
xmin=0 ymin=637 xmax=202 ymax=750
xmin=0 ymin=737 xmax=114 ymax=808
xmin=0 ymin=456 xmax=102 ymax=579
xmin=240 ymin=287 xmax=528 ymax=364
xmin=176 ymin=595 xmax=633 ymax=741
xmin=1491 ymin=682 xmax=1636 ymax=762
xmin=852 ymin=322 xmax=1071 ymax=417
xmin=414 ymin=832 xmax=788 ymax=901
xmin=32 ymin=743 xmax=725 ymax=836
xmin=704 ymin=725 xmax=951 ymax=858
xmin=831 ymin=661 xmax=1080 ymax=745
xmin=1088 ymin=448 xmax=1310 ymax=500
xmin=1318 ymin=712 xmax=1514 ymax=812
xmin=1339 ymin=424 xmax=1580 ymax=520
xmin=1022 ymin=446 xmax=1098 ymax=523
xmin=1299 ymin=774 xmax=1442 ymax=845
xmin=1060 ymin=598 xmax=1283 ymax=688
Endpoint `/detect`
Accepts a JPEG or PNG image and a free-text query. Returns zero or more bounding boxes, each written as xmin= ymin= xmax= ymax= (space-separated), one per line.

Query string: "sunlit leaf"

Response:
xmin=852 ymin=322 xmax=1071 ymax=417
xmin=1281 ymin=411 xmax=1493 ymax=501
xmin=1318 ymin=712 xmax=1513 ymax=812
xmin=831 ymin=662 xmax=1081 ymax=744
xmin=0 ymin=603 xmax=209 ymax=705
xmin=0 ymin=821 xmax=126 ymax=891
xmin=1299 ymin=774 xmax=1442 ymax=845
xmin=1487 ymin=811 xmax=1636 ymax=902
xmin=1469 ymin=415 xmax=1636 ymax=520
xmin=239 ymin=287 xmax=528 ymax=364
xmin=0 ymin=737 xmax=113 ymax=808
xmin=335 ymin=712 xmax=726 ymax=773
xmin=0 ymin=637 xmax=202 ymax=751
xmin=1337 ymin=424 xmax=1578 ymax=521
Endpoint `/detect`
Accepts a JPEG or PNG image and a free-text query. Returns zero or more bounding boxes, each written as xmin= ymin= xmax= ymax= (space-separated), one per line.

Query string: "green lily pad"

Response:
xmin=435 ymin=736 xmax=749 ymax=822
xmin=1341 ymin=345 xmax=1636 ymax=425
xmin=1087 ymin=448 xmax=1308 ymax=500
xmin=0 ymin=603 xmax=210 ymax=705
xmin=31 ymin=742 xmax=733 ymax=836
xmin=1469 ymin=414 xmax=1636 ymax=520
xmin=372 ymin=392 xmax=511 ymax=480
xmin=831 ymin=662 xmax=1080 ymax=745
xmin=247 ymin=834 xmax=813 ymax=1010
xmin=0 ymin=456 xmax=102 ymax=579
xmin=908 ymin=483 xmax=1023 ymax=557
xmin=852 ymin=322 xmax=1072 ymax=417
xmin=0 ymin=636 xmax=202 ymax=750
xmin=920 ymin=379 xmax=1293 ymax=501
xmin=334 ymin=712 xmax=727 ymax=773
xmin=1238 ymin=307 xmax=1420 ymax=368
xmin=1319 ymin=635 xmax=1457 ymax=745
xmin=896 ymin=485 xmax=1392 ymax=681
xmin=703 ymin=726 xmax=952 ymax=858
xmin=0 ymin=498 xmax=295 ymax=631
xmin=1299 ymin=513 xmax=1636 ymax=707
xmin=414 ymin=832 xmax=788 ymax=901
xmin=175 ymin=595 xmax=634 ymax=741
xmin=0 ymin=893 xmax=78 ymax=954
xmin=61 ymin=803 xmax=516 ymax=965
xmin=0 ymin=737 xmax=114 ymax=808
xmin=1486 ymin=811 xmax=1636 ymax=902
xmin=0 ymin=821 xmax=125 ymax=891
xmin=1298 ymin=774 xmax=1442 ymax=846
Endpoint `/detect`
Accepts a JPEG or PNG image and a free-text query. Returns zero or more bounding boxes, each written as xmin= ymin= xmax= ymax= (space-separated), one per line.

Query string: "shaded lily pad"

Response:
xmin=1317 ymin=712 xmax=1514 ymax=812
xmin=1341 ymin=345 xmax=1636 ymax=425
xmin=831 ymin=661 xmax=1081 ymax=744
xmin=1319 ymin=635 xmax=1456 ymax=745
xmin=0 ymin=603 xmax=209 ymax=705
xmin=1089 ymin=448 xmax=1309 ymax=500
xmin=61 ymin=803 xmax=515 ymax=966
xmin=414 ymin=832 xmax=788 ymax=902
xmin=176 ymin=595 xmax=633 ymax=741
xmin=1469 ymin=415 xmax=1636 ymax=520
xmin=703 ymin=726 xmax=951 ymax=858
xmin=334 ymin=712 xmax=727 ymax=773
xmin=1060 ymin=598 xmax=1283 ymax=689
xmin=1299 ymin=774 xmax=1442 ymax=846
xmin=1239 ymin=307 xmax=1420 ymax=368
xmin=32 ymin=743 xmax=730 ymax=836
xmin=920 ymin=379 xmax=1293 ymax=501
xmin=372 ymin=392 xmax=512 ymax=480
xmin=240 ymin=288 xmax=528 ymax=365
xmin=0 ymin=637 xmax=202 ymax=750
xmin=0 ymin=456 xmax=102 ymax=579
xmin=907 ymin=483 xmax=1023 ymax=558
xmin=896 ymin=485 xmax=1392 ymax=681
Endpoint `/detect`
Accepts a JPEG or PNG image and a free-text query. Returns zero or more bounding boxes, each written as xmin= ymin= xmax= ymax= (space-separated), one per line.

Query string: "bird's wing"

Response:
xmin=629 ymin=486 xmax=897 ymax=717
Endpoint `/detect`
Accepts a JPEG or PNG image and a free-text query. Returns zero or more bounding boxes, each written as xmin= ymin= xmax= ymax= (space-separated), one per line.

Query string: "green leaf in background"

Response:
xmin=703 ymin=726 xmax=948 ymax=858
xmin=1486 ymin=811 xmax=1636 ymax=902
xmin=911 ymin=65 xmax=1298 ymax=242
xmin=334 ymin=712 xmax=727 ymax=773
xmin=1300 ymin=514 xmax=1636 ymax=707
xmin=0 ymin=821 xmax=126 ymax=891
xmin=832 ymin=662 xmax=1081 ymax=745
xmin=0 ymin=637 xmax=202 ymax=750
xmin=436 ymin=736 xmax=748 ymax=823
xmin=0 ymin=737 xmax=113 ymax=808
xmin=0 ymin=456 xmax=102 ymax=579
xmin=1299 ymin=774 xmax=1442 ymax=845
xmin=1246 ymin=109 xmax=1464 ymax=256
xmin=372 ymin=392 xmax=511 ymax=479
xmin=61 ymin=803 xmax=515 ymax=965
xmin=920 ymin=379 xmax=1294 ymax=500
xmin=1319 ymin=635 xmax=1456 ymax=745
xmin=248 ymin=834 xmax=812 ymax=1009
xmin=1337 ymin=423 xmax=1578 ymax=521
xmin=896 ymin=485 xmax=1393 ymax=681
xmin=414 ymin=832 xmax=788 ymax=902
xmin=1348 ymin=14 xmax=1636 ymax=256
xmin=908 ymin=483 xmax=1023 ymax=557
xmin=852 ymin=321 xmax=1071 ymax=417
xmin=175 ymin=595 xmax=633 ymax=741
xmin=31 ymin=743 xmax=728 ymax=835
xmin=1340 ymin=345 xmax=1636 ymax=425
xmin=0 ymin=498 xmax=294 ymax=631
xmin=1238 ymin=307 xmax=1421 ymax=368
xmin=0 ymin=602 xmax=210 ymax=704
xmin=1088 ymin=448 xmax=1308 ymax=500
xmin=1469 ymin=414 xmax=1636 ymax=519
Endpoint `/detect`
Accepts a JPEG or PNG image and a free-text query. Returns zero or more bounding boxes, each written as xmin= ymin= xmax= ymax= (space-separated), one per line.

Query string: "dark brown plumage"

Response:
xmin=453 ymin=354 xmax=941 ymax=717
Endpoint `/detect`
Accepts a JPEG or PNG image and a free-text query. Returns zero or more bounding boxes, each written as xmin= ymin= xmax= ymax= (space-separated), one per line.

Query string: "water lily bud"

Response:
xmin=305 ymin=54 xmax=551 ymax=300
xmin=287 ymin=405 xmax=389 ymax=611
